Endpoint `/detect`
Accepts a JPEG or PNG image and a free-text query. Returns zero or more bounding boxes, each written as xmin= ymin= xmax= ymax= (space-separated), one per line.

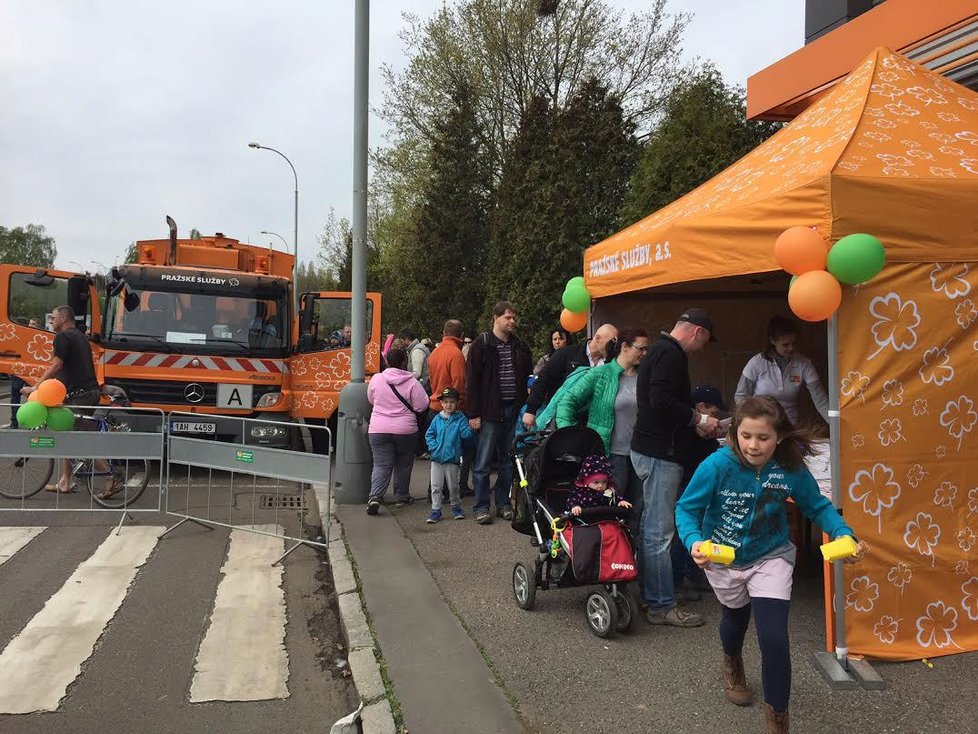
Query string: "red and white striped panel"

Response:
xmin=102 ymin=350 xmax=288 ymax=374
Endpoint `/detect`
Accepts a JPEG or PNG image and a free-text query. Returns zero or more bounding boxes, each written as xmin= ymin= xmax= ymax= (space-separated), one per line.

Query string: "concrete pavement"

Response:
xmin=336 ymin=461 xmax=978 ymax=734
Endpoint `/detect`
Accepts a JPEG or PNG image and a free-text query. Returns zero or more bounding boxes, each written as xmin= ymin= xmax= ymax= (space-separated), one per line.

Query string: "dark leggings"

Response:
xmin=720 ymin=598 xmax=791 ymax=713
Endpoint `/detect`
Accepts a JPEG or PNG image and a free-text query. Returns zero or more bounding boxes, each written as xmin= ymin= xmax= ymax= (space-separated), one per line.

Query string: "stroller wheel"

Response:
xmin=585 ymin=589 xmax=618 ymax=638
xmin=611 ymin=585 xmax=637 ymax=633
xmin=513 ymin=562 xmax=537 ymax=610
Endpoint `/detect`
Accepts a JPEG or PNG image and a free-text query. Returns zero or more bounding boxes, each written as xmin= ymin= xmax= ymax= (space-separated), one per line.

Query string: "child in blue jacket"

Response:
xmin=676 ymin=395 xmax=865 ymax=733
xmin=425 ymin=387 xmax=474 ymax=523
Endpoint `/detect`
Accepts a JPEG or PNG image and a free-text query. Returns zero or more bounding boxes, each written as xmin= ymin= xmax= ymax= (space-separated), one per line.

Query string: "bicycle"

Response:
xmin=1 ymin=412 xmax=151 ymax=509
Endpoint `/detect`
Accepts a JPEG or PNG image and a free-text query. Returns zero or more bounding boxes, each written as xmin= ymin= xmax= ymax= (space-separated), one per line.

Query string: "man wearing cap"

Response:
xmin=631 ymin=307 xmax=720 ymax=627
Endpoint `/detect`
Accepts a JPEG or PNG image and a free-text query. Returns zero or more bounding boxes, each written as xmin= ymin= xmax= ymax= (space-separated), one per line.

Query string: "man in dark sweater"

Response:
xmin=466 ymin=302 xmax=532 ymax=525
xmin=630 ymin=308 xmax=720 ymax=628
xmin=521 ymin=322 xmax=617 ymax=429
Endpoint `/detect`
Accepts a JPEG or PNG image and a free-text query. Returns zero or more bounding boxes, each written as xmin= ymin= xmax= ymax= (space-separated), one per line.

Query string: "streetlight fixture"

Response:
xmin=260 ymin=230 xmax=289 ymax=251
xmin=68 ymin=260 xmax=85 ymax=271
xmin=90 ymin=259 xmax=109 ymax=272
xmin=248 ymin=142 xmax=298 ymax=305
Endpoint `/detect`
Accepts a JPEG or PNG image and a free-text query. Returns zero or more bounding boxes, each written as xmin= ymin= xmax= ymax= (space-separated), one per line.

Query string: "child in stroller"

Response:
xmin=567 ymin=455 xmax=632 ymax=517
xmin=509 ymin=427 xmax=640 ymax=638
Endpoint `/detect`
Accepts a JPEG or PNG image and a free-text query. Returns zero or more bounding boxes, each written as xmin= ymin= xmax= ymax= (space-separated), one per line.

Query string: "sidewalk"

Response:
xmin=335 ymin=470 xmax=525 ymax=734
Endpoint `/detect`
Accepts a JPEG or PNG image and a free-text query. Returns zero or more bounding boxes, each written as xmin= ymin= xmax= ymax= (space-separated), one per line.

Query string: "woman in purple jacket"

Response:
xmin=366 ymin=347 xmax=430 ymax=515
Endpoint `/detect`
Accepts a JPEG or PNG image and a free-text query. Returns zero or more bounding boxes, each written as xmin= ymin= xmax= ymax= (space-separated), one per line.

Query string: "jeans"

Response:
xmin=430 ymin=462 xmax=461 ymax=511
xmin=8 ymin=374 xmax=25 ymax=429
xmin=368 ymin=433 xmax=417 ymax=502
xmin=472 ymin=403 xmax=518 ymax=515
xmin=609 ymin=453 xmax=643 ymax=536
xmin=630 ymin=451 xmax=684 ymax=612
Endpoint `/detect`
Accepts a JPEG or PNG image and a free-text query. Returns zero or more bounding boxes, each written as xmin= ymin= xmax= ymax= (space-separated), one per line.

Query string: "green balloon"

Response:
xmin=46 ymin=406 xmax=76 ymax=432
xmin=790 ymin=275 xmax=799 ymax=288
xmin=16 ymin=402 xmax=48 ymax=430
xmin=562 ymin=285 xmax=591 ymax=313
xmin=827 ymin=234 xmax=886 ymax=285
xmin=567 ymin=276 xmax=586 ymax=290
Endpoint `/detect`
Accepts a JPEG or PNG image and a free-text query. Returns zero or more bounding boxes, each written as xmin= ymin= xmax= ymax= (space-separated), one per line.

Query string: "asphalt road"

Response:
xmin=0 ymin=469 xmax=357 ymax=733
xmin=387 ymin=464 xmax=978 ymax=734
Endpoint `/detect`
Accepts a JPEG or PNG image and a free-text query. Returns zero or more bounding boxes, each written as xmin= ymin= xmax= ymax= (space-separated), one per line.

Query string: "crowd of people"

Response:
xmin=363 ymin=300 xmax=865 ymax=733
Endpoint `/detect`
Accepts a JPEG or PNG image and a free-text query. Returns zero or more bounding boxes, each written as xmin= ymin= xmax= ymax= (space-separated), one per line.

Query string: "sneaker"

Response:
xmin=496 ymin=506 xmax=514 ymax=521
xmin=645 ymin=606 xmax=704 ymax=628
xmin=426 ymin=510 xmax=442 ymax=524
xmin=451 ymin=505 xmax=465 ymax=520
xmin=476 ymin=512 xmax=492 ymax=525
xmin=366 ymin=499 xmax=380 ymax=516
xmin=394 ymin=497 xmax=415 ymax=508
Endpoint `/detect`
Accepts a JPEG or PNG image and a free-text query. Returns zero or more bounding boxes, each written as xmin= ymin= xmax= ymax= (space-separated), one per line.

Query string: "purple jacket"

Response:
xmin=367 ymin=368 xmax=430 ymax=435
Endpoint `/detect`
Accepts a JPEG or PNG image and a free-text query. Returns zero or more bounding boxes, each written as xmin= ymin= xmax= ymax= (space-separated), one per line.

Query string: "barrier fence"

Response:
xmin=0 ymin=403 xmax=165 ymax=530
xmin=162 ymin=412 xmax=331 ymax=565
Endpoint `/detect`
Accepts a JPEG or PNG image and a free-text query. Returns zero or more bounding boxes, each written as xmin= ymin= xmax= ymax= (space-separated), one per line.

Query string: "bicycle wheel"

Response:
xmin=0 ymin=456 xmax=55 ymax=500
xmin=86 ymin=459 xmax=151 ymax=509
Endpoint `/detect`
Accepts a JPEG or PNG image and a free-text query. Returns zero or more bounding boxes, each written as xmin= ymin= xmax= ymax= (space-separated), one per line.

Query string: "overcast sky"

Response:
xmin=0 ymin=1 xmax=803 ymax=272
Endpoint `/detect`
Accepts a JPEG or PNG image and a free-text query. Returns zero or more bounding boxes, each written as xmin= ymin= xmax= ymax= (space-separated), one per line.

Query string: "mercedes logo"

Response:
xmin=184 ymin=383 xmax=205 ymax=403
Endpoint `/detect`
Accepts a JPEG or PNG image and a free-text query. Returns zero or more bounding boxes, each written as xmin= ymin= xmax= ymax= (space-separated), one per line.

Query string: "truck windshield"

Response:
xmin=104 ymin=287 xmax=289 ymax=356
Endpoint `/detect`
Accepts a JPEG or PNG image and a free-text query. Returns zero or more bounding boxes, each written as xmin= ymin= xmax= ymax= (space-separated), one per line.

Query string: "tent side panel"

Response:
xmin=837 ymin=262 xmax=978 ymax=660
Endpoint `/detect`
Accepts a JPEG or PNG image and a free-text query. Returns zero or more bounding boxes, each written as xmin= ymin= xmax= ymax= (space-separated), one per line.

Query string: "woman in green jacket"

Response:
xmin=555 ymin=327 xmax=649 ymax=507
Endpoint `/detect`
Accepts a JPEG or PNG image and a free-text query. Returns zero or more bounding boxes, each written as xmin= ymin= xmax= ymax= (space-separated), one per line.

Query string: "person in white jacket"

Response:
xmin=735 ymin=316 xmax=829 ymax=427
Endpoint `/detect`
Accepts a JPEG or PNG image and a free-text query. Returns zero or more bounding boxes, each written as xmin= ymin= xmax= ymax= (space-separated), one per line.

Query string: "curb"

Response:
xmin=314 ymin=483 xmax=397 ymax=734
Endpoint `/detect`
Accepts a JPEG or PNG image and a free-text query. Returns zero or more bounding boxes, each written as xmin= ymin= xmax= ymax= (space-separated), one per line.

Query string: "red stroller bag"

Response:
xmin=562 ymin=520 xmax=637 ymax=584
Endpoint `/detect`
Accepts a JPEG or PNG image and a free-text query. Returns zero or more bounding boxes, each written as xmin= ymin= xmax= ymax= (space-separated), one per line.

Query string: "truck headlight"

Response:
xmin=255 ymin=392 xmax=282 ymax=408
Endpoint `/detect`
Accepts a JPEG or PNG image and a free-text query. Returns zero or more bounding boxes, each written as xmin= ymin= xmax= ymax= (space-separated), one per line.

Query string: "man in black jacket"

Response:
xmin=521 ymin=322 xmax=618 ymax=429
xmin=631 ymin=307 xmax=720 ymax=628
xmin=466 ymin=302 xmax=533 ymax=524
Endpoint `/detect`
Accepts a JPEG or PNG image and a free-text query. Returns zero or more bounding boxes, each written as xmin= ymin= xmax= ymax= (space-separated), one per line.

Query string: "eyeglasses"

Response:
xmin=626 ymin=343 xmax=649 ymax=352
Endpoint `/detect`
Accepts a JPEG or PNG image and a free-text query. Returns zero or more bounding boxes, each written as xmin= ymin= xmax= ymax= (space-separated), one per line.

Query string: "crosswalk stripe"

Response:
xmin=0 ymin=526 xmax=164 ymax=714
xmin=190 ymin=525 xmax=289 ymax=702
xmin=0 ymin=527 xmax=45 ymax=567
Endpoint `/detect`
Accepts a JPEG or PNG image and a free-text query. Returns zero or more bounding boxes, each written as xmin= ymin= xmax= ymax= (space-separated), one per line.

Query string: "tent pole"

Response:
xmin=825 ymin=312 xmax=848 ymax=661
xmin=813 ymin=313 xmax=883 ymax=690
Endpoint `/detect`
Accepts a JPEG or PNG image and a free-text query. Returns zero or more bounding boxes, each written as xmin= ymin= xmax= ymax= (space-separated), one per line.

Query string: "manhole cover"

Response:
xmin=259 ymin=494 xmax=305 ymax=509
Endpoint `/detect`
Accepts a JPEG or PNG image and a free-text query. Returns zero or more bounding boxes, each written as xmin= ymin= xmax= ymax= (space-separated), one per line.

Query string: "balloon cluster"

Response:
xmin=15 ymin=379 xmax=76 ymax=431
xmin=560 ymin=276 xmax=590 ymax=332
xmin=775 ymin=227 xmax=886 ymax=322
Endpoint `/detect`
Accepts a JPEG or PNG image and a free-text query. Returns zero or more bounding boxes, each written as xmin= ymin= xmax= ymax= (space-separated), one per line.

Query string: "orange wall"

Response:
xmin=748 ymin=0 xmax=978 ymax=120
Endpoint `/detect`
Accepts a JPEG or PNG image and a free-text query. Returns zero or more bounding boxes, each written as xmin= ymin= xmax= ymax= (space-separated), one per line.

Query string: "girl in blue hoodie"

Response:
xmin=676 ymin=395 xmax=864 ymax=734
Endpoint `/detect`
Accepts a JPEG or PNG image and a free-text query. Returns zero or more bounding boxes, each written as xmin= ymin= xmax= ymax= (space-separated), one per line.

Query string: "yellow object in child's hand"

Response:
xmin=700 ymin=541 xmax=736 ymax=565
xmin=820 ymin=535 xmax=858 ymax=562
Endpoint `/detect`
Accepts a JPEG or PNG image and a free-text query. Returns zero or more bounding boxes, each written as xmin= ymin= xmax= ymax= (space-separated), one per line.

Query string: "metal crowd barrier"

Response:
xmin=0 ymin=403 xmax=166 ymax=531
xmin=162 ymin=411 xmax=331 ymax=565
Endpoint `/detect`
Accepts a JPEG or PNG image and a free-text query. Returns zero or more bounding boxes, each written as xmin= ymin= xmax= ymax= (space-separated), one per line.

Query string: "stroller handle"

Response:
xmin=510 ymin=429 xmax=551 ymax=456
xmin=565 ymin=506 xmax=632 ymax=523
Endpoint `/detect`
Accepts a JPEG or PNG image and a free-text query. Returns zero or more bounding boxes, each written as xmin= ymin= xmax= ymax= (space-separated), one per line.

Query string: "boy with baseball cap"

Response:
xmin=424 ymin=387 xmax=474 ymax=522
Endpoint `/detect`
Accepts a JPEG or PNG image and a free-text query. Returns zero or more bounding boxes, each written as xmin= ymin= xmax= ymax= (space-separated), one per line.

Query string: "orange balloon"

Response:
xmin=788 ymin=270 xmax=842 ymax=322
xmin=28 ymin=390 xmax=43 ymax=403
xmin=560 ymin=308 xmax=588 ymax=333
xmin=35 ymin=378 xmax=67 ymax=408
xmin=775 ymin=226 xmax=828 ymax=275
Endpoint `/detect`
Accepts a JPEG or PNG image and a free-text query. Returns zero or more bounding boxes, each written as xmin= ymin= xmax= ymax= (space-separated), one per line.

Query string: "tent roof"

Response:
xmin=584 ymin=47 xmax=978 ymax=298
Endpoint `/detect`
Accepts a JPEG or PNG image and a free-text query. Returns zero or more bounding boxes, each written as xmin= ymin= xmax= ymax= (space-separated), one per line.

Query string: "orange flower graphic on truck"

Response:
xmin=26 ymin=333 xmax=53 ymax=362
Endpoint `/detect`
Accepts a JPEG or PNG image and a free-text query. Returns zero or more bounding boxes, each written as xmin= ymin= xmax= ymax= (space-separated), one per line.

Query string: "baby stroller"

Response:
xmin=509 ymin=426 xmax=640 ymax=638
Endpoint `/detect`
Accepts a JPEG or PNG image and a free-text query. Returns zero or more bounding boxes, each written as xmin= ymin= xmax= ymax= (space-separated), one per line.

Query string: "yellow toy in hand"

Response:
xmin=700 ymin=541 xmax=736 ymax=565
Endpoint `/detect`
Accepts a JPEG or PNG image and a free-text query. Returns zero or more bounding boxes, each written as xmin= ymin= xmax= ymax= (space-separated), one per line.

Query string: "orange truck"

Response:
xmin=0 ymin=224 xmax=381 ymax=447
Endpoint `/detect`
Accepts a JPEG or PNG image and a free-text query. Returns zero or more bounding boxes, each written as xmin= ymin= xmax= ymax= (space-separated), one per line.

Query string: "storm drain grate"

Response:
xmin=259 ymin=494 xmax=305 ymax=509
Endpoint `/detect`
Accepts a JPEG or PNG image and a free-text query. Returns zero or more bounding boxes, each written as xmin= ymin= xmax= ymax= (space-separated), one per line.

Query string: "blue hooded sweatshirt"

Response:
xmin=425 ymin=411 xmax=474 ymax=464
xmin=676 ymin=446 xmax=854 ymax=568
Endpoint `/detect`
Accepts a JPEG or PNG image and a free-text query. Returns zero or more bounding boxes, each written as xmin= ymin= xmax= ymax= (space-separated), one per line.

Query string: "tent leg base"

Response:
xmin=848 ymin=658 xmax=886 ymax=690
xmin=813 ymin=652 xmax=859 ymax=690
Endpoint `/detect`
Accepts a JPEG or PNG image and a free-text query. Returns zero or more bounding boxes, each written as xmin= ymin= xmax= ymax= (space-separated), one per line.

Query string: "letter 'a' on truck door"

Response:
xmin=288 ymin=292 xmax=381 ymax=420
xmin=0 ymin=265 xmax=101 ymax=385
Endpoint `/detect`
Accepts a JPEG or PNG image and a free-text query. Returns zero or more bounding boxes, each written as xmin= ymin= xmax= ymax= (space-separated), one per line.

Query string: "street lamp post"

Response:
xmin=248 ymin=142 xmax=299 ymax=306
xmin=260 ymin=230 xmax=289 ymax=251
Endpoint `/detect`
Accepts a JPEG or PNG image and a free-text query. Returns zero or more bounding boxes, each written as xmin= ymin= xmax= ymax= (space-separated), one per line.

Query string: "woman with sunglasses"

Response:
xmin=554 ymin=327 xmax=650 ymax=510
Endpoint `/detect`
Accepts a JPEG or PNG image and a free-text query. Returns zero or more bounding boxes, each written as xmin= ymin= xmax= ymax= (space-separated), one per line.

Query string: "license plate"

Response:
xmin=172 ymin=421 xmax=216 ymax=434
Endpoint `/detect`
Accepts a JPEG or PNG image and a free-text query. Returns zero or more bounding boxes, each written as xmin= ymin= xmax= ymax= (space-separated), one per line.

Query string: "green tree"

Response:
xmin=378 ymin=84 xmax=491 ymax=338
xmin=123 ymin=242 xmax=138 ymax=263
xmin=189 ymin=227 xmax=202 ymax=240
xmin=0 ymin=224 xmax=57 ymax=267
xmin=488 ymin=80 xmax=638 ymax=348
xmin=621 ymin=65 xmax=782 ymax=225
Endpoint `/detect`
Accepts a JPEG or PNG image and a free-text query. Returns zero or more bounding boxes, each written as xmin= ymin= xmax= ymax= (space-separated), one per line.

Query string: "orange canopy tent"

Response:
xmin=584 ymin=47 xmax=977 ymax=661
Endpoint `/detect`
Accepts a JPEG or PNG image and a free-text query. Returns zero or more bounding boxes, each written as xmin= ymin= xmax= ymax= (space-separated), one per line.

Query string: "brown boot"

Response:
xmin=722 ymin=654 xmax=754 ymax=706
xmin=762 ymin=703 xmax=789 ymax=733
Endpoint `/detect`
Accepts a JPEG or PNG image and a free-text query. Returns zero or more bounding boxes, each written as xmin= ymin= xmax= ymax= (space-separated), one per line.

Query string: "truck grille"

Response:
xmin=109 ymin=378 xmax=278 ymax=408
